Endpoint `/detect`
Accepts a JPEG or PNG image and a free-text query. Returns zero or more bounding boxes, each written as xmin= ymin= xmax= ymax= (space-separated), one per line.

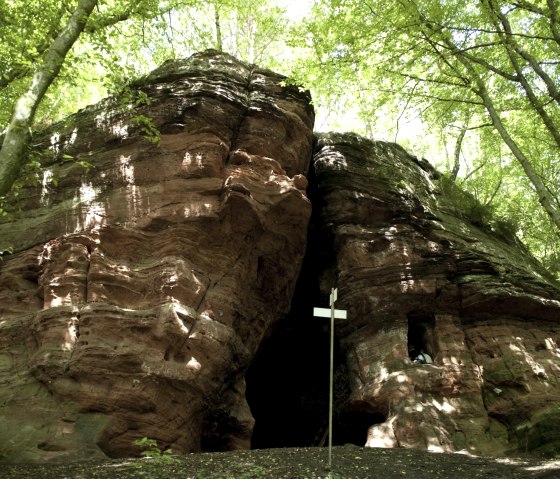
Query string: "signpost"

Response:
xmin=313 ymin=287 xmax=347 ymax=477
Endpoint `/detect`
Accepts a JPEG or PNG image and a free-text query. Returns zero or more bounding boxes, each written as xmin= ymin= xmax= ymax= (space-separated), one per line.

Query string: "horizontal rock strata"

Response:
xmin=1 ymin=51 xmax=560 ymax=463
xmin=0 ymin=50 xmax=314 ymax=462
xmin=312 ymin=133 xmax=560 ymax=456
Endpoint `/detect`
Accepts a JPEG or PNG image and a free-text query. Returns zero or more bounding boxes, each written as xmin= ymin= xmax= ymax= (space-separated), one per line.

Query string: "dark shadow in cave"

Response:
xmin=246 ymin=161 xmax=337 ymax=449
xmin=407 ymin=310 xmax=436 ymax=361
xmin=246 ymin=301 xmax=387 ymax=448
xmin=334 ymin=409 xmax=387 ymax=446
xmin=245 ymin=308 xmax=331 ymax=448
xmin=245 ymin=153 xmax=383 ymax=449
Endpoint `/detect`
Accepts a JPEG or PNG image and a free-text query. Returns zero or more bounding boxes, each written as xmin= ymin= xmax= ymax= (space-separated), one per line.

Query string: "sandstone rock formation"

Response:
xmin=1 ymin=50 xmax=560 ymax=463
xmin=0 ymin=50 xmax=314 ymax=462
xmin=311 ymin=133 xmax=560 ymax=457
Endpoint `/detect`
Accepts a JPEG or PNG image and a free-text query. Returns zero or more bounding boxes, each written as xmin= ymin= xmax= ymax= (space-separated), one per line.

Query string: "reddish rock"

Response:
xmin=0 ymin=51 xmax=314 ymax=462
xmin=2 ymin=53 xmax=560 ymax=464
xmin=312 ymin=134 xmax=560 ymax=456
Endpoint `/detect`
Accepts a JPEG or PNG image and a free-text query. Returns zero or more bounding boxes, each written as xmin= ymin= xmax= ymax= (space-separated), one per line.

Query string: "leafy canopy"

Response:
xmin=290 ymin=0 xmax=560 ymax=275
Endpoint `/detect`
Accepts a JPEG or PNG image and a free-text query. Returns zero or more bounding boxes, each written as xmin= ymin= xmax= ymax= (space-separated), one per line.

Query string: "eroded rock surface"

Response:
xmin=0 ymin=50 xmax=314 ymax=462
xmin=1 ymin=51 xmax=560 ymax=464
xmin=312 ymin=133 xmax=560 ymax=457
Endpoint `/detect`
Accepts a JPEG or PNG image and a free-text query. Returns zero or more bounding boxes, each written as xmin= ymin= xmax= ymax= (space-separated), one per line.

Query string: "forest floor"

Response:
xmin=2 ymin=445 xmax=560 ymax=479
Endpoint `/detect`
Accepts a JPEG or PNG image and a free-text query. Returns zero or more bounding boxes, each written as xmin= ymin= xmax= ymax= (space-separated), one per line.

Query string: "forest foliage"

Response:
xmin=1 ymin=0 xmax=559 ymax=276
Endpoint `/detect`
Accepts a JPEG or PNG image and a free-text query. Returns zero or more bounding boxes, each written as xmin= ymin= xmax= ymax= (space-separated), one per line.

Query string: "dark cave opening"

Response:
xmin=246 ymin=307 xmax=387 ymax=448
xmin=245 ymin=159 xmax=386 ymax=449
xmin=246 ymin=161 xmax=339 ymax=449
xmin=407 ymin=310 xmax=436 ymax=362
xmin=334 ymin=409 xmax=387 ymax=446
xmin=245 ymin=159 xmax=384 ymax=449
xmin=245 ymin=307 xmax=331 ymax=449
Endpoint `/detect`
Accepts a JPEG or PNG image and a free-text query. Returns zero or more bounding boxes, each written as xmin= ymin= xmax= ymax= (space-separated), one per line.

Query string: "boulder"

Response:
xmin=0 ymin=50 xmax=314 ymax=462
xmin=312 ymin=133 xmax=560 ymax=456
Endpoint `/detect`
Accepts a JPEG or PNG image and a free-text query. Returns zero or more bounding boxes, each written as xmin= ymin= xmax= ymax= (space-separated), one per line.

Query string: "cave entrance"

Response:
xmin=246 ymin=313 xmax=382 ymax=448
xmin=245 ymin=310 xmax=331 ymax=448
xmin=245 ymin=163 xmax=367 ymax=449
xmin=246 ymin=171 xmax=339 ymax=448
xmin=407 ymin=310 xmax=436 ymax=362
xmin=333 ymin=408 xmax=387 ymax=446
xmin=245 ymin=270 xmax=382 ymax=448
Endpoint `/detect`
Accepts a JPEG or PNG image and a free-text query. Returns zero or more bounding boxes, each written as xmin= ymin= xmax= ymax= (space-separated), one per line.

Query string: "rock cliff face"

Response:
xmin=1 ymin=51 xmax=560 ymax=463
xmin=0 ymin=50 xmax=314 ymax=462
xmin=311 ymin=133 xmax=560 ymax=457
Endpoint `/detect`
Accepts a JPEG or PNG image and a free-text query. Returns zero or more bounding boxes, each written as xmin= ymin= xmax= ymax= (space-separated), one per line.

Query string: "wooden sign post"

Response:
xmin=313 ymin=287 xmax=347 ymax=476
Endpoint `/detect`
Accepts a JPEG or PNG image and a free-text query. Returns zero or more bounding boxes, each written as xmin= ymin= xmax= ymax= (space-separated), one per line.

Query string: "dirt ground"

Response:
xmin=2 ymin=445 xmax=560 ymax=479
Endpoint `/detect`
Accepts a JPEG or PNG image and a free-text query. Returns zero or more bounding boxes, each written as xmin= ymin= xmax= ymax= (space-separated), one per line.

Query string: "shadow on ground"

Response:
xmin=2 ymin=446 xmax=560 ymax=478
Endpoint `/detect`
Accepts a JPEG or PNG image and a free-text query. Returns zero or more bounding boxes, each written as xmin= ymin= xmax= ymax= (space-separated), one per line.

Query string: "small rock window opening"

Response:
xmin=407 ymin=310 xmax=436 ymax=363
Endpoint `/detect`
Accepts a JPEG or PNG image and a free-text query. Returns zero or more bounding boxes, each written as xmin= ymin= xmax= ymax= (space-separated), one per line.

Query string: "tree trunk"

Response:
xmin=456 ymin=52 xmax=560 ymax=232
xmin=450 ymin=111 xmax=470 ymax=182
xmin=486 ymin=0 xmax=560 ymax=145
xmin=414 ymin=3 xmax=560 ymax=233
xmin=0 ymin=0 xmax=98 ymax=197
xmin=214 ymin=4 xmax=223 ymax=51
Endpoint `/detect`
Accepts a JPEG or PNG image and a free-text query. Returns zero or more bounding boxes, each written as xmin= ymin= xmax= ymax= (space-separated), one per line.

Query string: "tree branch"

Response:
xmin=384 ymin=69 xmax=469 ymax=88
xmin=512 ymin=1 xmax=545 ymax=16
xmin=0 ymin=4 xmax=67 ymax=90
xmin=451 ymin=111 xmax=470 ymax=181
xmin=546 ymin=0 xmax=560 ymax=47
xmin=409 ymin=0 xmax=560 ymax=231
xmin=458 ymin=50 xmax=560 ymax=231
xmin=486 ymin=0 xmax=560 ymax=147
xmin=0 ymin=0 xmax=98 ymax=197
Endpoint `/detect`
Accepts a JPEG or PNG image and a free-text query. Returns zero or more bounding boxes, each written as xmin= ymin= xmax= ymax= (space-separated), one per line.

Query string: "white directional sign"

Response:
xmin=313 ymin=287 xmax=347 ymax=477
xmin=313 ymin=307 xmax=347 ymax=319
